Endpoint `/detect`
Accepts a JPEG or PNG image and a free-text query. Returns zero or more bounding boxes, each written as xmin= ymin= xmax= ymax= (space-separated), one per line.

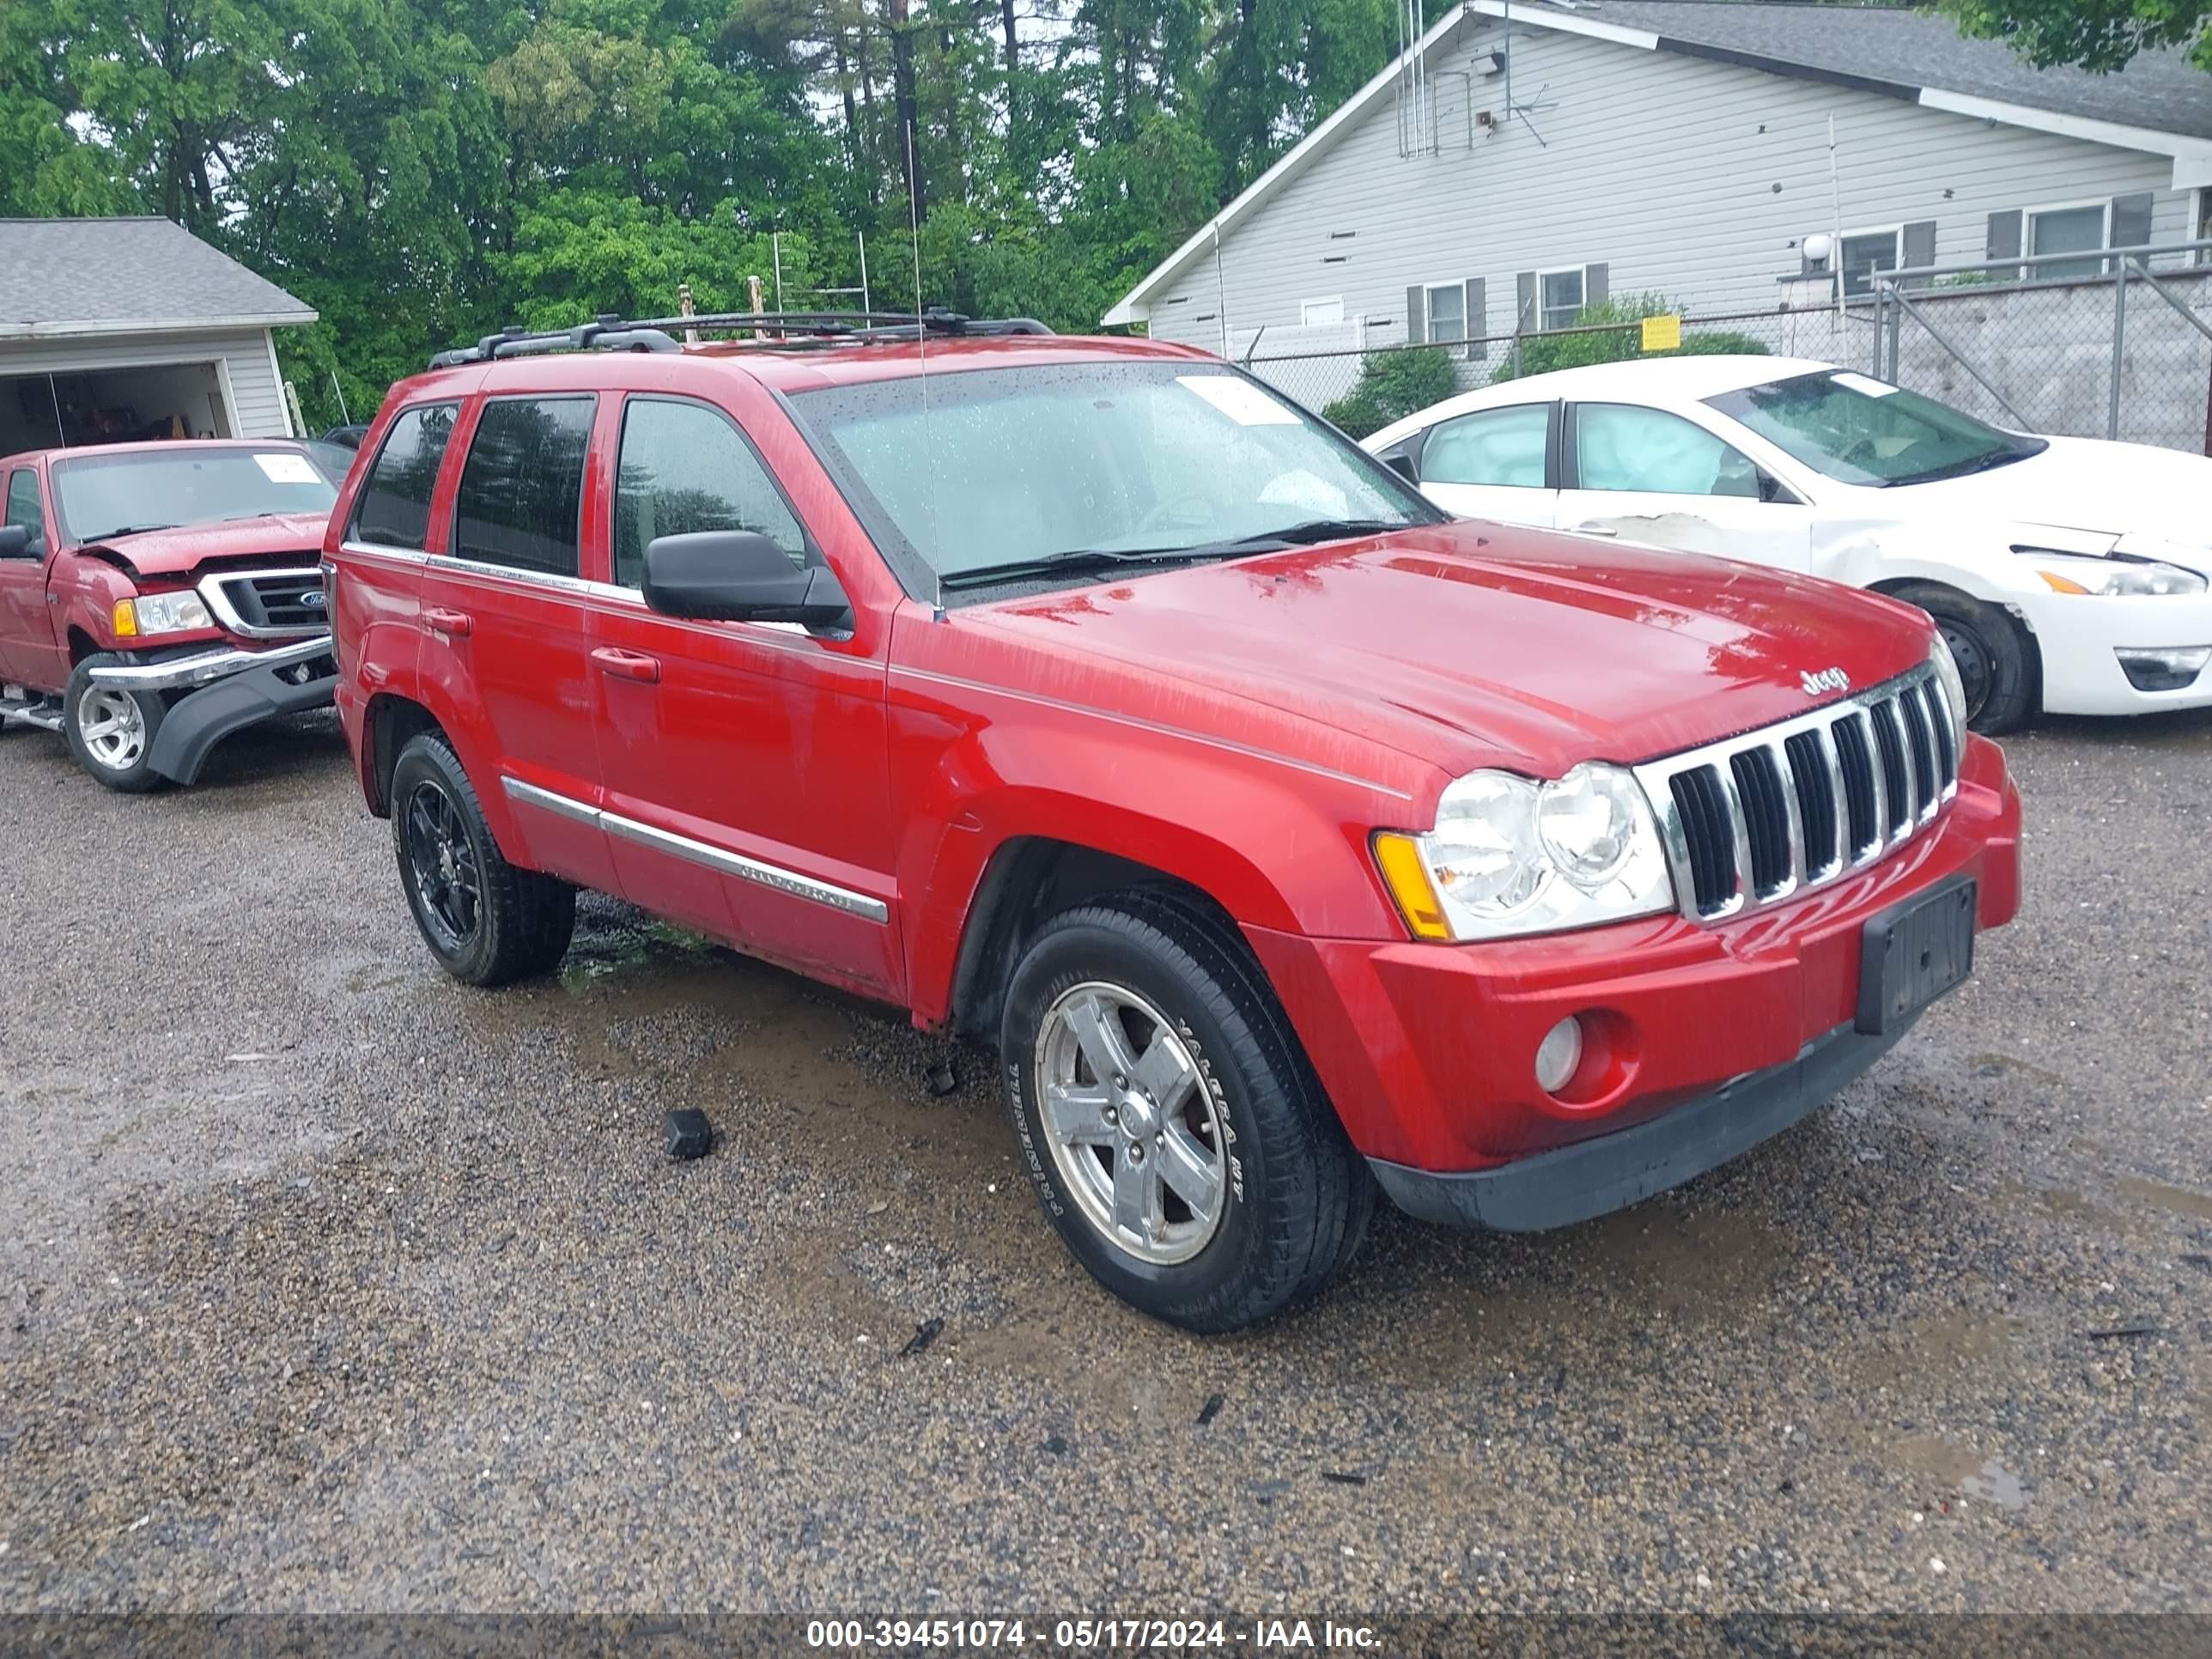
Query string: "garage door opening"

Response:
xmin=2 ymin=362 xmax=234 ymax=455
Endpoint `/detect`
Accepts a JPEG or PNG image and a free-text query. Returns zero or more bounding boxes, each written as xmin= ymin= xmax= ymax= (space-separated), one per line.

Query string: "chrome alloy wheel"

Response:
xmin=1034 ymin=981 xmax=1227 ymax=1266
xmin=76 ymin=687 xmax=149 ymax=770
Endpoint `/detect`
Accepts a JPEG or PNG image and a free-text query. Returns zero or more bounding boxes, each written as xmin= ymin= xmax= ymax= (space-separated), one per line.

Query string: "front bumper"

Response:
xmin=1242 ymin=735 xmax=2021 ymax=1213
xmin=2022 ymin=589 xmax=2212 ymax=715
xmin=88 ymin=638 xmax=337 ymax=784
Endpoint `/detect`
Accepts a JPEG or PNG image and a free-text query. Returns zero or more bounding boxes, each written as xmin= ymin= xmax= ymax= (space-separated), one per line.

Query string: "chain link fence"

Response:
xmin=1235 ymin=244 xmax=2212 ymax=456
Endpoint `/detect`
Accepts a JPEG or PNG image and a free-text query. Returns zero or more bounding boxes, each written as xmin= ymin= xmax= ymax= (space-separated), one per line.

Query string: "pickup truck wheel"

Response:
xmin=1001 ymin=891 xmax=1370 ymax=1333
xmin=389 ymin=732 xmax=575 ymax=986
xmin=63 ymin=658 xmax=170 ymax=793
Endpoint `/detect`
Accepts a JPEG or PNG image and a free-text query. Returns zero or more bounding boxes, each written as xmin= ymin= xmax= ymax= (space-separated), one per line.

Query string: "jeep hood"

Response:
xmin=85 ymin=513 xmax=332 ymax=579
xmin=964 ymin=520 xmax=1936 ymax=776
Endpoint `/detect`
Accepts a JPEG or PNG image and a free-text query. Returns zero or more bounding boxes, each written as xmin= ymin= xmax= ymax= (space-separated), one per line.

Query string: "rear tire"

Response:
xmin=389 ymin=732 xmax=575 ymax=986
xmin=1891 ymin=583 xmax=2035 ymax=736
xmin=64 ymin=656 xmax=171 ymax=793
xmin=1000 ymin=889 xmax=1370 ymax=1333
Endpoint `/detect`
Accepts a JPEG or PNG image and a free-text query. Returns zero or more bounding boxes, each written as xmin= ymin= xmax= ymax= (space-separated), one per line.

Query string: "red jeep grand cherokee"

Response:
xmin=327 ymin=312 xmax=2021 ymax=1332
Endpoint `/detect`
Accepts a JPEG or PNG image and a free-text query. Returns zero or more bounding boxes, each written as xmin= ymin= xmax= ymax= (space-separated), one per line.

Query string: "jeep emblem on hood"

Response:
xmin=1801 ymin=666 xmax=1851 ymax=696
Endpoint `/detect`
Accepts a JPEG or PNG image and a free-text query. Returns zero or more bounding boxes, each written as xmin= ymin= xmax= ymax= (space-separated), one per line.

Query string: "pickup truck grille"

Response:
xmin=1633 ymin=663 xmax=1960 ymax=922
xmin=197 ymin=566 xmax=330 ymax=639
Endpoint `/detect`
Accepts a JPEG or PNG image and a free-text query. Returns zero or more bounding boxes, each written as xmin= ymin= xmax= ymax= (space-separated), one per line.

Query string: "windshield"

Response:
xmin=791 ymin=361 xmax=1439 ymax=591
xmin=52 ymin=448 xmax=339 ymax=543
xmin=1705 ymin=370 xmax=2045 ymax=487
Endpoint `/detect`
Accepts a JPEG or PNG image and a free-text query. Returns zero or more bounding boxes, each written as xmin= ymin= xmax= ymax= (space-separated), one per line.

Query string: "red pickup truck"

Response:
xmin=0 ymin=441 xmax=340 ymax=790
xmin=327 ymin=314 xmax=2021 ymax=1331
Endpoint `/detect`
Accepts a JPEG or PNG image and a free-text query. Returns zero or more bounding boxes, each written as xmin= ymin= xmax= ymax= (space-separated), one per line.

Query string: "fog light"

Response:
xmin=1534 ymin=1017 xmax=1584 ymax=1094
xmin=2115 ymin=646 xmax=2210 ymax=693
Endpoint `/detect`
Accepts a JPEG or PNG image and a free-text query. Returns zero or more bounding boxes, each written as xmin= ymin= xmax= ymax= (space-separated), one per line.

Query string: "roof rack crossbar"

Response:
xmin=427 ymin=308 xmax=1053 ymax=368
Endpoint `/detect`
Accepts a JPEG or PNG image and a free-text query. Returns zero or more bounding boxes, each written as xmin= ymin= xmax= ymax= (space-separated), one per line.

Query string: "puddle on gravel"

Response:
xmin=2116 ymin=1176 xmax=2212 ymax=1223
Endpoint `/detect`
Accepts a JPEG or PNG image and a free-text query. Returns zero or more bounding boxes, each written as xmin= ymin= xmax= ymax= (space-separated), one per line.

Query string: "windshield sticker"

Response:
xmin=253 ymin=453 xmax=323 ymax=484
xmin=1831 ymin=372 xmax=1902 ymax=398
xmin=1176 ymin=374 xmax=1301 ymax=427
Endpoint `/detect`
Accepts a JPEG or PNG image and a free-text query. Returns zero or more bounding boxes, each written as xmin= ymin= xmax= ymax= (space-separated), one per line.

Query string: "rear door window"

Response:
xmin=612 ymin=398 xmax=809 ymax=590
xmin=352 ymin=404 xmax=459 ymax=551
xmin=1421 ymin=405 xmax=1551 ymax=487
xmin=451 ymin=397 xmax=596 ymax=579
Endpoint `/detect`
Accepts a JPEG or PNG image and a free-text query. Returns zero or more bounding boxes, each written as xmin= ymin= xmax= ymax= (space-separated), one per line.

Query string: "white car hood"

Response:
xmin=1887 ymin=435 xmax=2212 ymax=556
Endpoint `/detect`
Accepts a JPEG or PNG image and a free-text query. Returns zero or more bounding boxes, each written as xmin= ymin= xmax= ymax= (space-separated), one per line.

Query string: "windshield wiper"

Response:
xmin=935 ymin=519 xmax=1410 ymax=593
xmin=1893 ymin=443 xmax=2044 ymax=487
xmin=937 ymin=546 xmax=1237 ymax=592
xmin=96 ymin=523 xmax=180 ymax=538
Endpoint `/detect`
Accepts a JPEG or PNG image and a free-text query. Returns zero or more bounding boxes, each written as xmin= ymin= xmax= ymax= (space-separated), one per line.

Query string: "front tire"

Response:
xmin=389 ymin=732 xmax=575 ymax=986
xmin=1000 ymin=890 xmax=1371 ymax=1333
xmin=1892 ymin=584 xmax=2036 ymax=736
xmin=64 ymin=656 xmax=170 ymax=793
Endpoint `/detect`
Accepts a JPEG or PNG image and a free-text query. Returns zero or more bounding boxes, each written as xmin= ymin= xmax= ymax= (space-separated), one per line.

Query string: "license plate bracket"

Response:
xmin=1856 ymin=874 xmax=1978 ymax=1035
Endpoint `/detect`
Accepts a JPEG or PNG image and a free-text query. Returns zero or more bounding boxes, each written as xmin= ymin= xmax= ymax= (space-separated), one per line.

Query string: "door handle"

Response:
xmin=424 ymin=606 xmax=473 ymax=636
xmin=591 ymin=646 xmax=661 ymax=684
xmin=1572 ymin=523 xmax=1620 ymax=538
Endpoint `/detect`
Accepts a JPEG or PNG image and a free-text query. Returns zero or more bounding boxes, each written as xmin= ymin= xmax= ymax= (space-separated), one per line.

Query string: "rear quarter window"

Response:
xmin=352 ymin=404 xmax=459 ymax=551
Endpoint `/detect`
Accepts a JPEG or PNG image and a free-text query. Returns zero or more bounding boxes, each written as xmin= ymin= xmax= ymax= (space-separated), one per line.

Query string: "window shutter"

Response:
xmin=1516 ymin=270 xmax=1537 ymax=332
xmin=1405 ymin=285 xmax=1427 ymax=344
xmin=1901 ymin=220 xmax=1936 ymax=286
xmin=1583 ymin=263 xmax=1608 ymax=308
xmin=2110 ymin=192 xmax=2153 ymax=251
xmin=1463 ymin=277 xmax=1486 ymax=360
xmin=1985 ymin=209 xmax=2023 ymax=279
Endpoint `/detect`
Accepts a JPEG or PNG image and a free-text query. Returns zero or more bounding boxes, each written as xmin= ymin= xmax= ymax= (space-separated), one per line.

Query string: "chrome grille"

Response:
xmin=1634 ymin=664 xmax=1960 ymax=923
xmin=197 ymin=565 xmax=330 ymax=639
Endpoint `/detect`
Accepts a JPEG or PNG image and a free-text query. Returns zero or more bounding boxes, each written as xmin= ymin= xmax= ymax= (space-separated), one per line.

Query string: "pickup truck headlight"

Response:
xmin=1375 ymin=763 xmax=1675 ymax=941
xmin=115 ymin=592 xmax=215 ymax=637
xmin=2028 ymin=553 xmax=2206 ymax=597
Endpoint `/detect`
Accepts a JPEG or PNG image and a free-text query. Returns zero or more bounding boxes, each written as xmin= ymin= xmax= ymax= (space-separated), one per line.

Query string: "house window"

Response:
xmin=2029 ymin=203 xmax=2107 ymax=281
xmin=2194 ymin=188 xmax=2210 ymax=252
xmin=1300 ymin=296 xmax=1346 ymax=326
xmin=1424 ymin=283 xmax=1465 ymax=346
xmin=1838 ymin=229 xmax=1900 ymax=298
xmin=1539 ymin=268 xmax=1584 ymax=331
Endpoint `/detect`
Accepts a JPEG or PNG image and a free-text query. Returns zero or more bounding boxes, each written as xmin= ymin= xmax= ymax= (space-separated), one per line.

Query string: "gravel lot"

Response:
xmin=2 ymin=708 xmax=2208 ymax=1618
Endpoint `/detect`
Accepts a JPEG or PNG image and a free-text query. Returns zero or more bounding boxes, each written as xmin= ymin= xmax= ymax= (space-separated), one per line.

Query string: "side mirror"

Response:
xmin=0 ymin=525 xmax=31 ymax=559
xmin=642 ymin=530 xmax=853 ymax=632
xmin=1757 ymin=470 xmax=1795 ymax=504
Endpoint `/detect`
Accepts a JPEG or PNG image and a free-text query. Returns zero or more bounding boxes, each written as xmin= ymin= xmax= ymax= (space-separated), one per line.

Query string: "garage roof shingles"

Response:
xmin=0 ymin=217 xmax=316 ymax=337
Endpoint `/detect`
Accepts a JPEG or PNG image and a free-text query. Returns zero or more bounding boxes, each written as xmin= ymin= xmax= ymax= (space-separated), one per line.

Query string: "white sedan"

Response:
xmin=1362 ymin=356 xmax=2212 ymax=732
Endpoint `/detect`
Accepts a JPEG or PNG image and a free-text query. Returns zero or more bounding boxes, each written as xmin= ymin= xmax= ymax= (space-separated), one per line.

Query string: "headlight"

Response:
xmin=2028 ymin=553 xmax=2206 ymax=597
xmin=1928 ymin=635 xmax=1969 ymax=754
xmin=115 ymin=591 xmax=214 ymax=637
xmin=1374 ymin=763 xmax=1674 ymax=941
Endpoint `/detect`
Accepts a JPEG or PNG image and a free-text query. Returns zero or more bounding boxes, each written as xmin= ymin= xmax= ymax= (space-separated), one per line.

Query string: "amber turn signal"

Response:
xmin=2037 ymin=570 xmax=2091 ymax=594
xmin=111 ymin=599 xmax=139 ymax=637
xmin=1373 ymin=832 xmax=1452 ymax=941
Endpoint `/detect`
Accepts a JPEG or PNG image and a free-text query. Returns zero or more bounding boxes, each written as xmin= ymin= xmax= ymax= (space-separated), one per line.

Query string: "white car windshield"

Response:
xmin=53 ymin=448 xmax=339 ymax=543
xmin=1706 ymin=370 xmax=2045 ymax=488
xmin=793 ymin=361 xmax=1438 ymax=593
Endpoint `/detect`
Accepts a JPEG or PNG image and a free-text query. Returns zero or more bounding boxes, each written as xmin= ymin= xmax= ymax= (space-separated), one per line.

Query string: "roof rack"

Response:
xmin=427 ymin=307 xmax=1054 ymax=368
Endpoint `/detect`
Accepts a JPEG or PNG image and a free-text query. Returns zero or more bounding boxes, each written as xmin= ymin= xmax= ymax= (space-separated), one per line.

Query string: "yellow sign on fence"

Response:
xmin=1640 ymin=313 xmax=1683 ymax=352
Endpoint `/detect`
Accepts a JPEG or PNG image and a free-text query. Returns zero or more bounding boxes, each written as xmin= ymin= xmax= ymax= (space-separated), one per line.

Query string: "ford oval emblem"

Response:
xmin=299 ymin=589 xmax=329 ymax=610
xmin=1801 ymin=666 xmax=1850 ymax=696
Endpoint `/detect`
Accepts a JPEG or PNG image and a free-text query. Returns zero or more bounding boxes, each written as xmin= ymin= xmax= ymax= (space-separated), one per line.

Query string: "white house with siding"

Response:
xmin=0 ymin=217 xmax=314 ymax=456
xmin=1105 ymin=1 xmax=2212 ymax=368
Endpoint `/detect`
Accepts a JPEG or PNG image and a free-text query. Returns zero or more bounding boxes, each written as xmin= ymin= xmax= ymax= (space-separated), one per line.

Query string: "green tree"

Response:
xmin=1933 ymin=0 xmax=2211 ymax=73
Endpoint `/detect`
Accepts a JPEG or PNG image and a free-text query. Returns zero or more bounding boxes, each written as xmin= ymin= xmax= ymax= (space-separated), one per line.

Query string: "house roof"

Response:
xmin=0 ymin=217 xmax=317 ymax=341
xmin=1103 ymin=0 xmax=2212 ymax=325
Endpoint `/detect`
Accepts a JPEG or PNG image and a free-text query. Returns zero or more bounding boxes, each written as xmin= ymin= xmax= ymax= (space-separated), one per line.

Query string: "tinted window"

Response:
xmin=354 ymin=404 xmax=459 ymax=551
xmin=613 ymin=398 xmax=807 ymax=591
xmin=4 ymin=471 xmax=44 ymax=550
xmin=1422 ymin=405 xmax=1549 ymax=488
xmin=452 ymin=397 xmax=595 ymax=578
xmin=1575 ymin=404 xmax=1760 ymax=497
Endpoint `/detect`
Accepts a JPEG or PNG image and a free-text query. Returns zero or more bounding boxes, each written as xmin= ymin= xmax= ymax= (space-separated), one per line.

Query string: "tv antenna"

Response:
xmin=1499 ymin=0 xmax=1563 ymax=148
